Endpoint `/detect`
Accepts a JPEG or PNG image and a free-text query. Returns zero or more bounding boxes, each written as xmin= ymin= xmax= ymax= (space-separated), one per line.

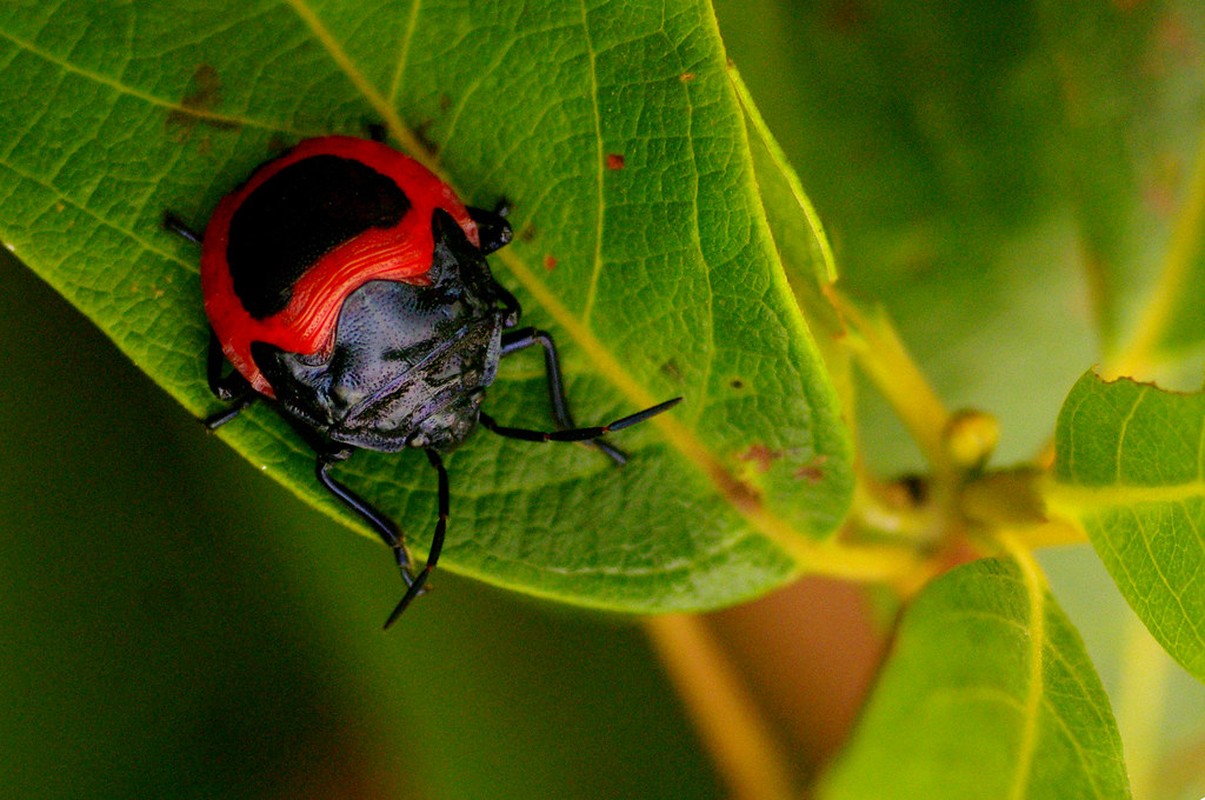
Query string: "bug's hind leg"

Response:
xmin=161 ymin=212 xmax=260 ymax=429
xmin=202 ymin=331 xmax=258 ymax=429
xmin=479 ymin=397 xmax=681 ymax=446
xmin=499 ymin=327 xmax=640 ymax=465
xmin=316 ymin=450 xmax=430 ymax=627
xmin=381 ymin=449 xmax=449 ymax=628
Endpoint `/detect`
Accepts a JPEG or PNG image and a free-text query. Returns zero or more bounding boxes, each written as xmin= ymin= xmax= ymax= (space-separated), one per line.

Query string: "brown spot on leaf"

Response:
xmin=543 ymin=254 xmax=558 ymax=271
xmin=413 ymin=120 xmax=440 ymax=156
xmin=660 ymin=358 xmax=683 ymax=383
xmin=679 ymin=72 xmax=696 ymax=82
xmin=730 ymin=378 xmax=745 ymax=389
xmin=167 ymin=65 xmax=237 ymax=137
xmin=606 ymin=153 xmax=625 ymax=170
xmin=517 ymin=222 xmax=537 ymax=243
xmin=794 ymin=454 xmax=829 ymax=483
xmin=738 ymin=444 xmax=782 ymax=474
xmin=707 ymin=461 xmax=762 ymax=513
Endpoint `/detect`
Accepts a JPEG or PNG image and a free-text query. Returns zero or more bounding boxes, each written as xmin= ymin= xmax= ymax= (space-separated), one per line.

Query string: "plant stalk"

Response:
xmin=643 ymin=614 xmax=799 ymax=800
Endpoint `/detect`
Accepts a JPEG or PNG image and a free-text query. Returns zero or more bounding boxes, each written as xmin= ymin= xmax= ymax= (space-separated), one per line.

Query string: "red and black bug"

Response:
xmin=165 ymin=135 xmax=679 ymax=626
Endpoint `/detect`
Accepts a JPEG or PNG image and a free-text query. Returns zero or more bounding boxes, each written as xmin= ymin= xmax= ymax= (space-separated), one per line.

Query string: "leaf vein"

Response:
xmin=282 ymin=0 xmax=427 ymax=160
xmin=387 ymin=0 xmax=422 ymax=104
xmin=576 ymin=0 xmax=607 ymax=326
xmin=1001 ymin=540 xmax=1047 ymax=800
xmin=1113 ymin=385 xmax=1148 ymax=483
xmin=0 ymin=28 xmax=304 ymax=135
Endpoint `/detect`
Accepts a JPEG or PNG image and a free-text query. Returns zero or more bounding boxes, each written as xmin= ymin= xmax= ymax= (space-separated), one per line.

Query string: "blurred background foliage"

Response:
xmin=4 ymin=0 xmax=1205 ymax=797
xmin=0 ymin=259 xmax=719 ymax=798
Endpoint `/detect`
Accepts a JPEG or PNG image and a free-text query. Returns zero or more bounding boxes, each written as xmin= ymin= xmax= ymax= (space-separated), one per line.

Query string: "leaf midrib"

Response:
xmin=283 ymin=0 xmax=862 ymax=569
xmin=1006 ymin=547 xmax=1047 ymax=800
xmin=1046 ymin=479 xmax=1205 ymax=510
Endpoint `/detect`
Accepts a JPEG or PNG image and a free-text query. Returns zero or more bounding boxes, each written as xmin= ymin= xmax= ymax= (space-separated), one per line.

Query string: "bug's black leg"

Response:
xmin=316 ymin=451 xmax=424 ymax=605
xmin=500 ymin=327 xmax=632 ymax=464
xmin=161 ymin=212 xmax=259 ymax=428
xmin=203 ymin=395 xmax=256 ymax=430
xmin=162 ymin=211 xmax=202 ymax=244
xmin=467 ymin=204 xmax=513 ymax=255
xmin=492 ymin=280 xmax=522 ymax=327
xmin=382 ymin=449 xmax=448 ymax=629
xmin=161 ymin=211 xmax=248 ymax=406
xmin=479 ymin=396 xmax=681 ymax=446
xmin=202 ymin=330 xmax=259 ymax=428
xmin=365 ymin=122 xmax=388 ymax=143
xmin=206 ymin=331 xmax=251 ymax=400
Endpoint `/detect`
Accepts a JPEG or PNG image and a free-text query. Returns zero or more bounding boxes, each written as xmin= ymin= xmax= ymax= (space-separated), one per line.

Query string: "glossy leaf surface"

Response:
xmin=0 ymin=0 xmax=852 ymax=610
xmin=1050 ymin=372 xmax=1205 ymax=683
xmin=822 ymin=559 xmax=1131 ymax=800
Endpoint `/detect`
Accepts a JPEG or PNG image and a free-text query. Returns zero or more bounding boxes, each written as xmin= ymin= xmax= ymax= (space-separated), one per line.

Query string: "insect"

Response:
xmin=165 ymin=135 xmax=680 ymax=627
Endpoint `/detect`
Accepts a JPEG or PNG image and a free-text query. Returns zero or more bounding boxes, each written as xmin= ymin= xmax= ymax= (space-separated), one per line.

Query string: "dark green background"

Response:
xmin=0 ymin=254 xmax=717 ymax=797
xmin=6 ymin=0 xmax=1205 ymax=796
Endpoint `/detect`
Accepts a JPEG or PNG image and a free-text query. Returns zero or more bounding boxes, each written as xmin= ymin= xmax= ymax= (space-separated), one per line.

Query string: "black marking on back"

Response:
xmin=227 ymin=154 xmax=411 ymax=319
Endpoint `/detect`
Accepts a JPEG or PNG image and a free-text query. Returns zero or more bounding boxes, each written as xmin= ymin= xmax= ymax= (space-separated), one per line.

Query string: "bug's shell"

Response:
xmin=201 ymin=136 xmax=480 ymax=397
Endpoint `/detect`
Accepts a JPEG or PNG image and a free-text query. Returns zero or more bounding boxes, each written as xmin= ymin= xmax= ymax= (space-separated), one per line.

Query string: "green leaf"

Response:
xmin=0 ymin=0 xmax=853 ymax=611
xmin=732 ymin=67 xmax=844 ymax=334
xmin=1036 ymin=0 xmax=1205 ymax=365
xmin=731 ymin=67 xmax=838 ymax=289
xmin=731 ymin=65 xmax=855 ymax=428
xmin=714 ymin=0 xmax=1205 ymax=473
xmin=821 ymin=559 xmax=1131 ymax=800
xmin=1048 ymin=371 xmax=1205 ymax=683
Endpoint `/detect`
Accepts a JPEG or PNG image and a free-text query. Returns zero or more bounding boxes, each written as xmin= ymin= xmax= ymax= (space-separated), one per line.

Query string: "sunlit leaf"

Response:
xmin=1049 ymin=371 xmax=1205 ymax=683
xmin=714 ymin=0 xmax=1205 ymax=472
xmin=821 ymin=559 xmax=1131 ymax=800
xmin=0 ymin=0 xmax=853 ymax=610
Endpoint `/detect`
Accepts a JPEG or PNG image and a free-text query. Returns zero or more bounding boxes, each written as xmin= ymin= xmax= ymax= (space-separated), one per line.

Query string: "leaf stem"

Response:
xmin=643 ymin=614 xmax=799 ymax=800
xmin=1115 ymin=614 xmax=1171 ymax=800
xmin=1008 ymin=518 xmax=1087 ymax=548
xmin=824 ymin=286 xmax=954 ymax=478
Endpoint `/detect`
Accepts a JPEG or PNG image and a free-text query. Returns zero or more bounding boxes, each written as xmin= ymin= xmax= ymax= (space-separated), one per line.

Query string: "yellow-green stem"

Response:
xmin=1115 ymin=615 xmax=1171 ymax=800
xmin=824 ymin=287 xmax=953 ymax=478
xmin=643 ymin=614 xmax=799 ymax=800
